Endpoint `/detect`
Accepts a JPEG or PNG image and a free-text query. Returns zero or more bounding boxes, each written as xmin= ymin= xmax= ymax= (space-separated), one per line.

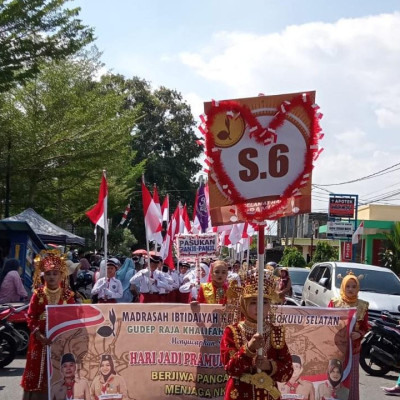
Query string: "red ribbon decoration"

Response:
xmin=205 ymin=94 xmax=323 ymax=222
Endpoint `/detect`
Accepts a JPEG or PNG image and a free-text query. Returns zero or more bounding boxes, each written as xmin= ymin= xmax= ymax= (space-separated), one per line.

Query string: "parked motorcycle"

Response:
xmin=0 ymin=303 xmax=29 ymax=367
xmin=360 ymin=311 xmax=400 ymax=376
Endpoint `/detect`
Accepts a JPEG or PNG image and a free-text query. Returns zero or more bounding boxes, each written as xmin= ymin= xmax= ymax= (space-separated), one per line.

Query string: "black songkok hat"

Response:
xmin=61 ymin=353 xmax=76 ymax=365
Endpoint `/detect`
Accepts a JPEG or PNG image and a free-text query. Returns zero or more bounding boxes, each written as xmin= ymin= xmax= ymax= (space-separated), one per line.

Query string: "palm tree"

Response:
xmin=381 ymin=221 xmax=400 ymax=275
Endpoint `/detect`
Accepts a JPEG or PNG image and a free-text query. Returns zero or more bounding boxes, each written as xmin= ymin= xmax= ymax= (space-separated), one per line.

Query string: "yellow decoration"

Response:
xmin=240 ymin=372 xmax=280 ymax=399
xmin=229 ymin=388 xmax=239 ymax=399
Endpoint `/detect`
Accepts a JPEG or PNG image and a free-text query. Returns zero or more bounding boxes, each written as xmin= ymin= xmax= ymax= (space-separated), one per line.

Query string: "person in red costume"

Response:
xmin=328 ymin=272 xmax=369 ymax=400
xmin=196 ymin=260 xmax=229 ymax=304
xmin=221 ymin=269 xmax=293 ymax=400
xmin=21 ymin=250 xmax=75 ymax=400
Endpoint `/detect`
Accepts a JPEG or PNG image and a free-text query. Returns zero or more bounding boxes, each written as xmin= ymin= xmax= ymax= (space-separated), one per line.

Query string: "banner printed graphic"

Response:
xmin=47 ymin=305 xmax=354 ymax=400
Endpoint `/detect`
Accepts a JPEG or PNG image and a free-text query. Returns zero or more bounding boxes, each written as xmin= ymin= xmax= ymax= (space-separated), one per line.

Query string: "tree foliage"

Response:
xmin=103 ymin=76 xmax=203 ymax=246
xmin=108 ymin=227 xmax=137 ymax=256
xmin=0 ymin=0 xmax=94 ymax=92
xmin=380 ymin=222 xmax=400 ymax=274
xmin=0 ymin=49 xmax=145 ymax=228
xmin=280 ymin=247 xmax=306 ymax=268
xmin=312 ymin=241 xmax=339 ymax=263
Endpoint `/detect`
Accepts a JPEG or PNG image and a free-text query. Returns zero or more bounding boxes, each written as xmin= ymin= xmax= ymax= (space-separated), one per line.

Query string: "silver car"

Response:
xmin=301 ymin=261 xmax=400 ymax=320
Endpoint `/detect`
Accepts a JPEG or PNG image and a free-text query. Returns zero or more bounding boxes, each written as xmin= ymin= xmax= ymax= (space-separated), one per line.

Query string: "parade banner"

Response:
xmin=176 ymin=234 xmax=218 ymax=258
xmin=47 ymin=304 xmax=354 ymax=400
xmin=202 ymin=92 xmax=323 ymax=225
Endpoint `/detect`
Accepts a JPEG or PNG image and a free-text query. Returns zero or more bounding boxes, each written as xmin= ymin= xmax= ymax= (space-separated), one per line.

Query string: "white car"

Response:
xmin=301 ymin=261 xmax=400 ymax=320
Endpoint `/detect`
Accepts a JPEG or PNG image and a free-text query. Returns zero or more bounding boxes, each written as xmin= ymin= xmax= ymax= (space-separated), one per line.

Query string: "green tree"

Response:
xmin=280 ymin=247 xmax=306 ymax=268
xmin=0 ymin=0 xmax=94 ymax=93
xmin=105 ymin=76 xmax=203 ymax=246
xmin=312 ymin=241 xmax=339 ymax=263
xmin=108 ymin=227 xmax=137 ymax=256
xmin=381 ymin=222 xmax=400 ymax=274
xmin=0 ymin=50 xmax=144 ymax=228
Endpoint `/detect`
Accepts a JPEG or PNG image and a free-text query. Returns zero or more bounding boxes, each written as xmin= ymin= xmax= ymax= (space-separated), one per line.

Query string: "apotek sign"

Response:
xmin=329 ymin=197 xmax=355 ymax=218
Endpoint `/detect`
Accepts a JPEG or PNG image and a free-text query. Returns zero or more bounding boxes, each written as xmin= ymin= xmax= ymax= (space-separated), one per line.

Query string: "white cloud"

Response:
xmin=182 ymin=91 xmax=204 ymax=124
xmin=179 ymin=12 xmax=400 ymax=209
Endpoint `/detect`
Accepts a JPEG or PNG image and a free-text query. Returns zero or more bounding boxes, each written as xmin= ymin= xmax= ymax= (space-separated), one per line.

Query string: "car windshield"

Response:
xmin=335 ymin=266 xmax=400 ymax=294
xmin=289 ymin=269 xmax=309 ymax=286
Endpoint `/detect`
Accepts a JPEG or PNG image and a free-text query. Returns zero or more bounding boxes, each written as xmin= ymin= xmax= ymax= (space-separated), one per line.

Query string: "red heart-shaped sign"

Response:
xmin=204 ymin=93 xmax=323 ymax=222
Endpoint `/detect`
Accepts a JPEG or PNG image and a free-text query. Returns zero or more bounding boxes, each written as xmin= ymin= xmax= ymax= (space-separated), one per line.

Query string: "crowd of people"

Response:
xmin=0 ymin=249 xmax=369 ymax=400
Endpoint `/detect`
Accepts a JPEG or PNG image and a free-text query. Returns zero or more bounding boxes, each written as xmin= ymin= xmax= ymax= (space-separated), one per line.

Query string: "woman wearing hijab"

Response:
xmin=220 ymin=270 xmax=293 ymax=400
xmin=276 ymin=267 xmax=292 ymax=304
xmin=90 ymin=354 xmax=127 ymax=400
xmin=328 ymin=273 xmax=368 ymax=400
xmin=0 ymin=258 xmax=28 ymax=303
xmin=116 ymin=257 xmax=135 ymax=303
xmin=196 ymin=260 xmax=229 ymax=304
xmin=316 ymin=359 xmax=349 ymax=400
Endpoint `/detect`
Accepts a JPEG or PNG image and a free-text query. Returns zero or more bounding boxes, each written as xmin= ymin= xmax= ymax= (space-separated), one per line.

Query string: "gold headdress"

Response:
xmin=222 ymin=268 xmax=279 ymax=327
xmin=33 ymin=249 xmax=68 ymax=289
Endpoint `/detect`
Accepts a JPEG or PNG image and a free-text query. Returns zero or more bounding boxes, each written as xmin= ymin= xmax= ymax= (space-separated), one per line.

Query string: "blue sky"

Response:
xmin=74 ymin=0 xmax=400 ymax=213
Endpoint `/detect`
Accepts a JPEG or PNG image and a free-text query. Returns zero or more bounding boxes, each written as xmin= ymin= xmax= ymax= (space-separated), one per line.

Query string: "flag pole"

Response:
xmin=142 ymin=175 xmax=151 ymax=269
xmin=257 ymin=223 xmax=265 ymax=362
xmin=103 ymin=169 xmax=108 ymax=277
xmin=246 ymin=237 xmax=250 ymax=265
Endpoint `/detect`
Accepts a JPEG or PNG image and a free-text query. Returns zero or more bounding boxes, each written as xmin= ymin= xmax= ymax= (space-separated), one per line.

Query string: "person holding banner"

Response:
xmin=196 ymin=260 xmax=229 ymax=304
xmin=328 ymin=273 xmax=368 ymax=400
xmin=220 ymin=270 xmax=293 ymax=400
xmin=21 ymin=250 xmax=75 ymax=400
xmin=90 ymin=354 xmax=127 ymax=400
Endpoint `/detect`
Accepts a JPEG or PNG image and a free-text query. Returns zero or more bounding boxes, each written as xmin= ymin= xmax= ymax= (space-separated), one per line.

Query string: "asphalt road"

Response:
xmin=0 ymin=356 xmax=399 ymax=399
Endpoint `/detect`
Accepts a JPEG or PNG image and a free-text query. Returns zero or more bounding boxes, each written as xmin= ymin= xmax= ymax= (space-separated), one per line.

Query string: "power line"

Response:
xmin=314 ymin=162 xmax=400 ymax=187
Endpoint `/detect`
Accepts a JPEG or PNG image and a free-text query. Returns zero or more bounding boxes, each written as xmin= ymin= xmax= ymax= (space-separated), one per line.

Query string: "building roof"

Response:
xmin=3 ymin=208 xmax=85 ymax=246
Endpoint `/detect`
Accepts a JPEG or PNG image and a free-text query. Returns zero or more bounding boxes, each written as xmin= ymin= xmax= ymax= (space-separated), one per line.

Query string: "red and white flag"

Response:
xmin=352 ymin=221 xmax=364 ymax=244
xmin=161 ymin=194 xmax=169 ymax=223
xmin=153 ymin=185 xmax=163 ymax=223
xmin=160 ymin=212 xmax=177 ymax=269
xmin=229 ymin=223 xmax=245 ymax=246
xmin=119 ymin=203 xmax=131 ymax=226
xmin=142 ymin=181 xmax=163 ymax=244
xmin=86 ymin=172 xmax=108 ymax=231
xmin=180 ymin=204 xmax=192 ymax=234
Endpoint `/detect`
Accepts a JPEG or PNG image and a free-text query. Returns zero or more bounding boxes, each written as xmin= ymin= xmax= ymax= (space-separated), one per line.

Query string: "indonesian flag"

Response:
xmin=142 ymin=181 xmax=163 ymax=244
xmin=180 ymin=204 xmax=192 ymax=234
xmin=161 ymin=194 xmax=169 ymax=223
xmin=229 ymin=223 xmax=245 ymax=246
xmin=86 ymin=172 xmax=108 ymax=231
xmin=161 ymin=213 xmax=177 ymax=269
xmin=153 ymin=185 xmax=163 ymax=223
xmin=352 ymin=221 xmax=364 ymax=244
xmin=119 ymin=203 xmax=131 ymax=226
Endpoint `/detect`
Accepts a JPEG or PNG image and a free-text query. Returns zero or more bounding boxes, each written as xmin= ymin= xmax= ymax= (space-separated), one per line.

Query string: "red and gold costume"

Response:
xmin=21 ymin=250 xmax=75 ymax=396
xmin=221 ymin=270 xmax=293 ymax=400
xmin=197 ymin=281 xmax=228 ymax=304
xmin=221 ymin=322 xmax=293 ymax=400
